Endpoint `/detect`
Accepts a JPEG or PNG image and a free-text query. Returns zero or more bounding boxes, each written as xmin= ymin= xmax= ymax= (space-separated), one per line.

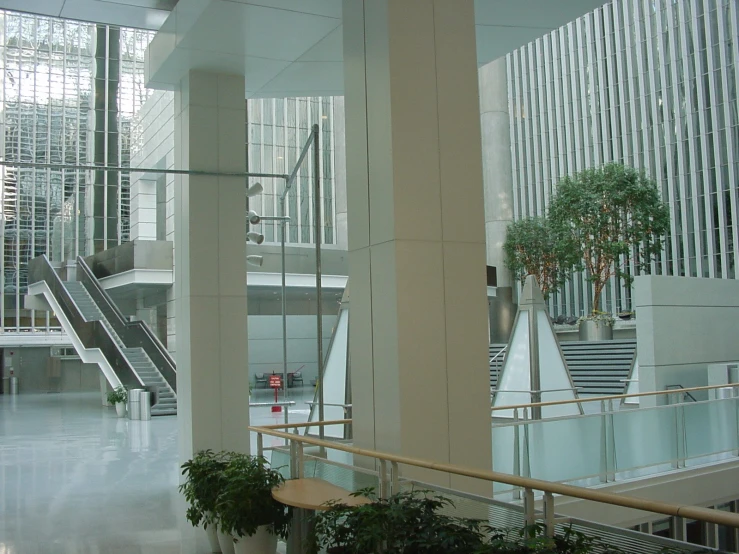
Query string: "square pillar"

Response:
xmin=174 ymin=70 xmax=250 ymax=461
xmin=343 ymin=0 xmax=492 ymax=487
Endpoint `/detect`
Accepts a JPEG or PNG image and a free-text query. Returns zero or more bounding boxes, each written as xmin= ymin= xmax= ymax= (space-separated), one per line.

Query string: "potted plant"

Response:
xmin=307 ymin=489 xmax=486 ymax=554
xmin=106 ymin=386 xmax=128 ymax=417
xmin=576 ymin=311 xmax=616 ymax=341
xmin=214 ymin=453 xmax=291 ymax=554
xmin=180 ymin=450 xmax=231 ymax=554
xmin=548 ymin=163 xmax=669 ymax=339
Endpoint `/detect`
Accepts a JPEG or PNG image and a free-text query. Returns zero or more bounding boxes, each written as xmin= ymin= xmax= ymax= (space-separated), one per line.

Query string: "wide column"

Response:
xmin=343 ymin=0 xmax=492 ymax=487
xmin=480 ymin=58 xmax=516 ymax=342
xmin=174 ymin=70 xmax=250 ymax=462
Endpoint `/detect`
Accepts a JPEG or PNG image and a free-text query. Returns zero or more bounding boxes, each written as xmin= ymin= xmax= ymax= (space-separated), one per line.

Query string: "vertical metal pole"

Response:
xmin=312 ymin=124 xmax=325 ymax=440
xmin=281 ymin=193 xmax=289 ymax=425
xmin=599 ymin=400 xmax=608 ymax=483
xmin=523 ymin=488 xmax=535 ymax=528
xmin=513 ymin=407 xmax=521 ymax=500
xmin=543 ymin=492 xmax=555 ymax=537
xmin=257 ymin=433 xmax=264 ymax=459
xmin=529 ymin=308 xmax=542 ymax=420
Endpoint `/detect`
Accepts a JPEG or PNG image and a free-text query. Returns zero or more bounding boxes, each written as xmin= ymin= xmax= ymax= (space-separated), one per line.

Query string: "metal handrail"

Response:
xmin=250 ymin=419 xmax=739 ymax=530
xmin=76 ymin=256 xmax=177 ymax=393
xmin=490 ymin=382 xmax=738 ymax=413
xmin=665 ymin=384 xmax=699 ymax=403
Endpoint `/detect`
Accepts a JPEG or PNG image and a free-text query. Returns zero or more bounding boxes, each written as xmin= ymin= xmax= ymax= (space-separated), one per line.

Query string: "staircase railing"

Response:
xmin=76 ymin=256 xmax=177 ymax=393
xmin=28 ymin=255 xmax=145 ymax=390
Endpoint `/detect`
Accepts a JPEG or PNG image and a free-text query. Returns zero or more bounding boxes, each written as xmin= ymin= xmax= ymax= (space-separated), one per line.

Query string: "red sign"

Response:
xmin=269 ymin=375 xmax=282 ymax=389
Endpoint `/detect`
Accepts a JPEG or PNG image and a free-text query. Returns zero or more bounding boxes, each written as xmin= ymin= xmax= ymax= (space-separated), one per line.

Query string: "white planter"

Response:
xmin=233 ymin=527 xmax=278 ymax=554
xmin=217 ymin=529 xmax=235 ymax=554
xmin=115 ymin=402 xmax=126 ymax=417
xmin=205 ymin=524 xmax=221 ymax=553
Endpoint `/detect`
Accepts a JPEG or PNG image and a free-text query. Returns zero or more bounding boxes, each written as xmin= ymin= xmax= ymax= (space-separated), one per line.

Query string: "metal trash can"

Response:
xmin=717 ymin=386 xmax=736 ymax=400
xmin=128 ymin=388 xmax=143 ymax=420
xmin=9 ymin=376 xmax=18 ymax=395
xmin=139 ymin=391 xmax=152 ymax=421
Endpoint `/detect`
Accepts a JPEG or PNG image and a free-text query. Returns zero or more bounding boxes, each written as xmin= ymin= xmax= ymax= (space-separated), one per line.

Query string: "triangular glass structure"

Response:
xmin=307 ymin=287 xmax=350 ymax=438
xmin=622 ymin=354 xmax=639 ymax=406
xmin=492 ymin=276 xmax=581 ymax=419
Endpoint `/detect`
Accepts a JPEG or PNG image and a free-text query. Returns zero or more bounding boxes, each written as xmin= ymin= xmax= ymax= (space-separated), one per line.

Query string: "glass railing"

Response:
xmin=492 ymin=388 xmax=739 ymax=487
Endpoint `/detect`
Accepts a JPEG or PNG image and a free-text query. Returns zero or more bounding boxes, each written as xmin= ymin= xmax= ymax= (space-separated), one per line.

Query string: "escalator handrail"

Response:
xmin=28 ymin=255 xmax=146 ymax=390
xmin=76 ymin=256 xmax=177 ymax=393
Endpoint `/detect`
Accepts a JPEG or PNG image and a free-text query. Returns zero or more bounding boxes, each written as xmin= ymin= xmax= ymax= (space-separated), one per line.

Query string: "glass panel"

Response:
xmin=684 ymin=398 xmax=738 ymax=459
xmin=612 ymin=405 xmax=678 ymax=471
xmin=526 ymin=415 xmax=603 ymax=482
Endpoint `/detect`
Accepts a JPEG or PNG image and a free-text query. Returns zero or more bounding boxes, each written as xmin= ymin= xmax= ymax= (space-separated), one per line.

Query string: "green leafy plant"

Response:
xmin=179 ymin=449 xmax=231 ymax=530
xmin=548 ymin=163 xmax=670 ymax=313
xmin=577 ymin=310 xmax=615 ymax=327
xmin=308 ymin=488 xmax=486 ymax=554
xmin=503 ymin=217 xmax=580 ymax=300
xmin=214 ymin=453 xmax=291 ymax=540
xmin=106 ymin=385 xmax=127 ymax=405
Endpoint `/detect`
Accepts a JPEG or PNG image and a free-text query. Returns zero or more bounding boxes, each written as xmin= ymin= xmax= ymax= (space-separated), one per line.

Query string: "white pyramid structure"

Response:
xmin=307 ymin=286 xmax=351 ymax=438
xmin=622 ymin=354 xmax=639 ymax=406
xmin=492 ymin=275 xmax=582 ymax=419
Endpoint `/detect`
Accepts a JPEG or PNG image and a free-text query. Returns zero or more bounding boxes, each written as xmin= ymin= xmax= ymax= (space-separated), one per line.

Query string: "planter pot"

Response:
xmin=578 ymin=319 xmax=613 ymax=341
xmin=205 ymin=524 xmax=221 ymax=553
xmin=233 ymin=526 xmax=278 ymax=554
xmin=217 ymin=529 xmax=235 ymax=554
xmin=115 ymin=402 xmax=126 ymax=417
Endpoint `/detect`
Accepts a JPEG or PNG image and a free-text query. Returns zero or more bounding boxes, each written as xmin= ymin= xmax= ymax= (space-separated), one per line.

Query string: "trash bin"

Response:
xmin=139 ymin=391 xmax=152 ymax=421
xmin=717 ymin=386 xmax=736 ymax=400
xmin=128 ymin=388 xmax=143 ymax=420
xmin=9 ymin=376 xmax=18 ymax=395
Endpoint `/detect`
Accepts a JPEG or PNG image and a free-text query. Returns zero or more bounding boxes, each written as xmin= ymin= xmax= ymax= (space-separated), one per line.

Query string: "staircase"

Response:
xmin=63 ymin=281 xmax=176 ymax=416
xmin=489 ymin=339 xmax=637 ymax=396
xmin=27 ymin=255 xmax=177 ymax=416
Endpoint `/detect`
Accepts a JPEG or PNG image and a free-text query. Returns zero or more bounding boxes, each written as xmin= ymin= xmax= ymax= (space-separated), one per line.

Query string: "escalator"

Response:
xmin=27 ymin=255 xmax=177 ymax=416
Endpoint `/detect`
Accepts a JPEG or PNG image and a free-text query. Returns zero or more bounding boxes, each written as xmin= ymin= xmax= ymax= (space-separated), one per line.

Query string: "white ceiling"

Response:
xmin=0 ymin=0 xmax=176 ymax=30
xmin=0 ymin=0 xmax=609 ymax=97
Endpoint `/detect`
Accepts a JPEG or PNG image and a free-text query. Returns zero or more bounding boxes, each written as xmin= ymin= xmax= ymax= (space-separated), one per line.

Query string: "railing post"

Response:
xmin=607 ymin=399 xmax=616 ymax=482
xmin=513 ymin=407 xmax=521 ymax=500
xmin=296 ymin=440 xmax=304 ymax=479
xmin=522 ymin=408 xmax=532 ymax=479
xmin=379 ymin=460 xmax=389 ymax=499
xmin=543 ymin=492 xmax=555 ymax=538
xmin=523 ymin=488 xmax=535 ymax=528
xmin=257 ymin=432 xmax=264 ymax=459
xmin=289 ymin=436 xmax=298 ymax=479
xmin=599 ymin=400 xmax=608 ymax=483
xmin=390 ymin=461 xmax=399 ymax=495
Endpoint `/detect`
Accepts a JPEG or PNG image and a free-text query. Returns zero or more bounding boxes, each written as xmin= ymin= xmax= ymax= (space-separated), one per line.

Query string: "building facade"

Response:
xmin=506 ymin=0 xmax=739 ymax=316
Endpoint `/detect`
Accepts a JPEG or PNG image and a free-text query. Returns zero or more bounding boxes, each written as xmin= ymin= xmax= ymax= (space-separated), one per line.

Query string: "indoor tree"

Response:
xmin=503 ymin=216 xmax=579 ymax=300
xmin=548 ymin=163 xmax=670 ymax=314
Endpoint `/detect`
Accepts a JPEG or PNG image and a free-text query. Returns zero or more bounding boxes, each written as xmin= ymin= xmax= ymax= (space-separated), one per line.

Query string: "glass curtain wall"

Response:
xmin=0 ymin=10 xmax=152 ymax=331
xmin=506 ymin=0 xmax=739 ymax=316
xmin=246 ymin=97 xmax=337 ymax=246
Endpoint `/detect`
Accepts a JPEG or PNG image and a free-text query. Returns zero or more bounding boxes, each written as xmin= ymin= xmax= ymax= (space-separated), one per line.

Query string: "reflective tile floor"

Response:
xmin=0 ymin=389 xmax=315 ymax=554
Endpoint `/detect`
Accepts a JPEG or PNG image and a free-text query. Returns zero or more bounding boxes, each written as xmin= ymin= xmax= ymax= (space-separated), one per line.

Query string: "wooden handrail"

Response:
xmin=492 ymin=382 xmax=739 ymax=413
xmin=256 ymin=419 xmax=351 ymax=431
xmin=249 ymin=423 xmax=739 ymax=528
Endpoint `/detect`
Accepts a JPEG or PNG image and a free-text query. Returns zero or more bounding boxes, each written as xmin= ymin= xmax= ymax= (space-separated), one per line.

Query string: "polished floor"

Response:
xmin=0 ymin=388 xmax=316 ymax=553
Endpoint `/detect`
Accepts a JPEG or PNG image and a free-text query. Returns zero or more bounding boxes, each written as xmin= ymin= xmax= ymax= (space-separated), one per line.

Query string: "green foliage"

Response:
xmin=179 ymin=450 xmax=230 ymax=530
xmin=307 ymin=491 xmax=666 ymax=554
xmin=308 ymin=489 xmax=485 ymax=554
xmin=214 ymin=453 xmax=291 ymax=539
xmin=180 ymin=450 xmax=291 ymax=539
xmin=106 ymin=385 xmax=127 ymax=405
xmin=548 ymin=163 xmax=670 ymax=313
xmin=503 ymin=217 xmax=580 ymax=299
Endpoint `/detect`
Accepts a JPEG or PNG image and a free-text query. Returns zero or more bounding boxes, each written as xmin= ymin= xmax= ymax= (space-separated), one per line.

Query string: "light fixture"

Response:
xmin=246 ymin=182 xmax=263 ymax=198
xmin=247 ymin=210 xmax=261 ymax=225
xmin=247 ymin=231 xmax=265 ymax=244
xmin=246 ymin=255 xmax=264 ymax=267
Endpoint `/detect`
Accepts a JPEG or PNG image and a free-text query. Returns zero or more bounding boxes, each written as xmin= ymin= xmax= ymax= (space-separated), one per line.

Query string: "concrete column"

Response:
xmin=480 ymin=58 xmax=516 ymax=342
xmin=343 ymin=0 xmax=492 ymax=488
xmin=174 ymin=70 xmax=250 ymax=461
